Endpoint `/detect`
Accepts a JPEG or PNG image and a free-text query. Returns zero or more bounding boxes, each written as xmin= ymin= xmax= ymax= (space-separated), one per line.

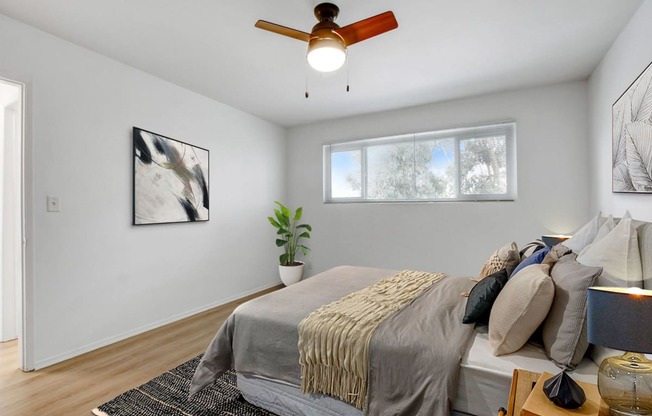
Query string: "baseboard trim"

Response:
xmin=34 ymin=281 xmax=281 ymax=370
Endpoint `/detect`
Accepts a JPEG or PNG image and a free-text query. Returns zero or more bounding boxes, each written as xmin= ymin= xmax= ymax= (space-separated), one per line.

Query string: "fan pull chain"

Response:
xmin=346 ymin=51 xmax=350 ymax=92
xmin=305 ymin=64 xmax=310 ymax=99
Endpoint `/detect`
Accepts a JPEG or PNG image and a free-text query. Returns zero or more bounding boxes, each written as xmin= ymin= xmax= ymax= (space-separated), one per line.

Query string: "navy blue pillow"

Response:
xmin=462 ymin=269 xmax=509 ymax=325
xmin=511 ymin=246 xmax=551 ymax=278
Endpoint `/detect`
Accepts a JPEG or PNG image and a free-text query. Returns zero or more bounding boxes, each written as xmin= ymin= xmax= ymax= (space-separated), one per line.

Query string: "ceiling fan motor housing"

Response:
xmin=314 ymin=3 xmax=340 ymax=22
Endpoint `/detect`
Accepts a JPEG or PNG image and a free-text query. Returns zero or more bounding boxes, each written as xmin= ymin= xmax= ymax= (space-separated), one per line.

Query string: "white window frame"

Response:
xmin=323 ymin=121 xmax=517 ymax=203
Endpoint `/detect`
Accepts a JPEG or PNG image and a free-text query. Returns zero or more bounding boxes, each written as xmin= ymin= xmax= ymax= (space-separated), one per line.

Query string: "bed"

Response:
xmin=190 ymin=216 xmax=652 ymax=416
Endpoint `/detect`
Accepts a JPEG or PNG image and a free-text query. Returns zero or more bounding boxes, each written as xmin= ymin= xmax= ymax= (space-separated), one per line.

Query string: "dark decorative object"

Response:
xmin=133 ymin=127 xmax=209 ymax=225
xmin=612 ymin=60 xmax=652 ymax=193
xmin=543 ymin=371 xmax=586 ymax=409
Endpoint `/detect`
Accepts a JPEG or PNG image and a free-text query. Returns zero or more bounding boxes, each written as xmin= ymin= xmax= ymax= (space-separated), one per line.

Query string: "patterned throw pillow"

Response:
xmin=479 ymin=242 xmax=520 ymax=278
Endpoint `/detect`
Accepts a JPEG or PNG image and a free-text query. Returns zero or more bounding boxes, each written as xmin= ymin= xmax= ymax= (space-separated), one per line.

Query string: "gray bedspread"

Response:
xmin=189 ymin=266 xmax=475 ymax=415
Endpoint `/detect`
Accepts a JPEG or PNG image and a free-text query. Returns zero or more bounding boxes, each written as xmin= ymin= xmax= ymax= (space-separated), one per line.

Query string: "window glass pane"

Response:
xmin=459 ymin=136 xmax=507 ymax=195
xmin=324 ymin=122 xmax=515 ymax=203
xmin=415 ymin=139 xmax=456 ymax=199
xmin=331 ymin=150 xmax=361 ymax=198
xmin=367 ymin=142 xmax=414 ymax=199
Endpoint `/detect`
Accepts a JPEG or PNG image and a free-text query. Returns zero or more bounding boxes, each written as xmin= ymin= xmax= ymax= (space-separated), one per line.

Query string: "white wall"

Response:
xmin=0 ymin=13 xmax=286 ymax=368
xmin=1 ymin=95 xmax=22 ymax=343
xmin=287 ymin=82 xmax=590 ymax=277
xmin=588 ymin=0 xmax=652 ymax=221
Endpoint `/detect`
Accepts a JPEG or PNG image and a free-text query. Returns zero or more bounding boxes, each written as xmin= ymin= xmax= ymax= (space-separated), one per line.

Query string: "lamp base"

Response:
xmin=598 ymin=352 xmax=652 ymax=416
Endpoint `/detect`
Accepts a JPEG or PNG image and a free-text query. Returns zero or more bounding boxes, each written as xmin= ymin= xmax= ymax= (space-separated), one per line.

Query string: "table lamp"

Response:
xmin=541 ymin=234 xmax=572 ymax=247
xmin=587 ymin=287 xmax=652 ymax=415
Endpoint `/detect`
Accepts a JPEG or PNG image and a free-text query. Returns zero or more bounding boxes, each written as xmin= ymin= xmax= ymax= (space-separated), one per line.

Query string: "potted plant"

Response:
xmin=267 ymin=201 xmax=312 ymax=285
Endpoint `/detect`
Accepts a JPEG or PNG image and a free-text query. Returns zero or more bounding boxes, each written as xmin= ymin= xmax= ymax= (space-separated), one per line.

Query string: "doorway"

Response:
xmin=0 ymin=77 xmax=25 ymax=369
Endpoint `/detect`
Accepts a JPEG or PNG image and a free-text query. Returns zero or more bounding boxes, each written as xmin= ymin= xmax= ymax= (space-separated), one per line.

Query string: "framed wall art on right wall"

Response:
xmin=612 ymin=60 xmax=652 ymax=193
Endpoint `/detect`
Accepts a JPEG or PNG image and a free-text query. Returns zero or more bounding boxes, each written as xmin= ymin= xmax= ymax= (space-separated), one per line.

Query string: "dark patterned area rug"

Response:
xmin=92 ymin=355 xmax=277 ymax=416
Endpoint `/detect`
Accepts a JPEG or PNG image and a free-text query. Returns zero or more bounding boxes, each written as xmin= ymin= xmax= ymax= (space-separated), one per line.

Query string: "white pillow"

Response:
xmin=590 ymin=215 xmax=615 ymax=246
xmin=563 ymin=212 xmax=605 ymax=253
xmin=576 ymin=216 xmax=642 ymax=287
xmin=488 ymin=263 xmax=555 ymax=356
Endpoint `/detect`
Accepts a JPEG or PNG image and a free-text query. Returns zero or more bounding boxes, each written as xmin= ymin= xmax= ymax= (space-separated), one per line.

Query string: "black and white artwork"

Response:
xmin=133 ymin=127 xmax=209 ymax=225
xmin=612 ymin=60 xmax=652 ymax=193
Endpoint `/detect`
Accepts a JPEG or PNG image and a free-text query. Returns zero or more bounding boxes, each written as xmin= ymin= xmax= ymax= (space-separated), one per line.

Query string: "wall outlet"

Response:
xmin=47 ymin=196 xmax=61 ymax=212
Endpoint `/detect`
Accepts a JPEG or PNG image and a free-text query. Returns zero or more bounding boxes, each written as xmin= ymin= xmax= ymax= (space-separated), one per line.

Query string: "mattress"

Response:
xmin=454 ymin=329 xmax=598 ymax=415
xmin=237 ymin=328 xmax=599 ymax=416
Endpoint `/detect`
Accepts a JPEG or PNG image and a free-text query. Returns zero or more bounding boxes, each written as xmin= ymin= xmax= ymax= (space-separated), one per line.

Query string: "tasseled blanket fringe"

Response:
xmin=298 ymin=270 xmax=446 ymax=410
xmin=301 ymin=364 xmax=366 ymax=409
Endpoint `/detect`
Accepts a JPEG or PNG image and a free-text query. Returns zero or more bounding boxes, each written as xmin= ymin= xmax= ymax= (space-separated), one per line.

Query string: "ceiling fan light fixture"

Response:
xmin=256 ymin=3 xmax=398 ymax=74
xmin=307 ymin=37 xmax=346 ymax=72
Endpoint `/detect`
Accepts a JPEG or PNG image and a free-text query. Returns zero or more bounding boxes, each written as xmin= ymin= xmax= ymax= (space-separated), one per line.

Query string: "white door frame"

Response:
xmin=0 ymin=76 xmax=33 ymax=371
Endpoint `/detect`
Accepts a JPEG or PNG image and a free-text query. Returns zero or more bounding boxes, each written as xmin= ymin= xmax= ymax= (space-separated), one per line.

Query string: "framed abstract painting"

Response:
xmin=133 ymin=127 xmax=209 ymax=225
xmin=612 ymin=60 xmax=652 ymax=193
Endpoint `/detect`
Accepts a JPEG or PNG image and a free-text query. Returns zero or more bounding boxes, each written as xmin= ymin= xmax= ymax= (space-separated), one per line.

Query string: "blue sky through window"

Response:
xmin=331 ymin=151 xmax=361 ymax=198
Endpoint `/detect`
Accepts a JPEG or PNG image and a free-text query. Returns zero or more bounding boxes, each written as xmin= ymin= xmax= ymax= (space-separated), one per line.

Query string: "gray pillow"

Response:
xmin=542 ymin=254 xmax=602 ymax=369
xmin=542 ymin=243 xmax=572 ymax=268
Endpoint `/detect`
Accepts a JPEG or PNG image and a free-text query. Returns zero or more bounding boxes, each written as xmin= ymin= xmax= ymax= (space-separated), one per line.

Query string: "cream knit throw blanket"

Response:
xmin=298 ymin=270 xmax=446 ymax=409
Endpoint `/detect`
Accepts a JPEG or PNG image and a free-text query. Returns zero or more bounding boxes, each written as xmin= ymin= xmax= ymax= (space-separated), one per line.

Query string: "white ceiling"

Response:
xmin=0 ymin=1 xmax=644 ymax=127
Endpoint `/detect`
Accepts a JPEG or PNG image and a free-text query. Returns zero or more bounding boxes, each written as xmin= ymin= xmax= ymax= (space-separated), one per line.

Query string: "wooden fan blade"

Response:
xmin=335 ymin=11 xmax=398 ymax=46
xmin=255 ymin=20 xmax=311 ymax=42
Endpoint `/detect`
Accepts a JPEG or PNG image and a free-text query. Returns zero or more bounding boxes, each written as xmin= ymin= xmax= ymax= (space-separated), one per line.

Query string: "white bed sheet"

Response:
xmin=455 ymin=330 xmax=598 ymax=416
xmin=237 ymin=329 xmax=599 ymax=416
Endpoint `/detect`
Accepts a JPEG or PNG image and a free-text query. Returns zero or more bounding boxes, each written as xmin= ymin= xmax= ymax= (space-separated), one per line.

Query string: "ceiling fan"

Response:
xmin=255 ymin=3 xmax=398 ymax=73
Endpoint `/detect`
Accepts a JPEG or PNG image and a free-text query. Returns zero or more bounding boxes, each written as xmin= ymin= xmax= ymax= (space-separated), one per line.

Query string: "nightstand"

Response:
xmin=504 ymin=369 xmax=610 ymax=416
xmin=505 ymin=369 xmax=541 ymax=416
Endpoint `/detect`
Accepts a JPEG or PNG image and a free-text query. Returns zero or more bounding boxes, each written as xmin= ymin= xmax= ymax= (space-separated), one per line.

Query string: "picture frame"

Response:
xmin=612 ymin=60 xmax=652 ymax=193
xmin=133 ymin=127 xmax=209 ymax=225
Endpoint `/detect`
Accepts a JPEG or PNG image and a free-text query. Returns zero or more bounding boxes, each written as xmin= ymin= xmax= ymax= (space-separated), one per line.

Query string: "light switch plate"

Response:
xmin=47 ymin=196 xmax=61 ymax=212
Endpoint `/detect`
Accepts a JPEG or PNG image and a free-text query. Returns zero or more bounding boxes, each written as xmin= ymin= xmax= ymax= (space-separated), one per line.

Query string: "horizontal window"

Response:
xmin=323 ymin=122 xmax=517 ymax=203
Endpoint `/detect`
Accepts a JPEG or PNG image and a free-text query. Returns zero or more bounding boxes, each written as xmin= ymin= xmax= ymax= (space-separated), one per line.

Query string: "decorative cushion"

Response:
xmin=542 ymin=254 xmax=602 ymax=369
xmin=479 ymin=242 xmax=520 ymax=278
xmin=576 ymin=214 xmax=643 ymax=366
xmin=562 ymin=212 xmax=605 ymax=254
xmin=542 ymin=244 xmax=572 ymax=267
xmin=590 ymin=215 xmax=615 ymax=246
xmin=576 ymin=216 xmax=642 ymax=288
xmin=511 ymin=246 xmax=551 ymax=278
xmin=519 ymin=240 xmax=546 ymax=261
xmin=462 ymin=269 xmax=509 ymax=325
xmin=489 ymin=264 xmax=555 ymax=355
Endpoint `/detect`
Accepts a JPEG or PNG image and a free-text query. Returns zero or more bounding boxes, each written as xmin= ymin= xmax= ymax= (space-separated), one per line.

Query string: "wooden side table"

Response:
xmin=504 ymin=369 xmax=610 ymax=416
xmin=505 ymin=369 xmax=541 ymax=416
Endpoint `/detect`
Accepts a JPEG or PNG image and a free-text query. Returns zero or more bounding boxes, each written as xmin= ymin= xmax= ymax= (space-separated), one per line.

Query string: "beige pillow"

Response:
xmin=489 ymin=263 xmax=554 ymax=355
xmin=479 ymin=242 xmax=520 ymax=278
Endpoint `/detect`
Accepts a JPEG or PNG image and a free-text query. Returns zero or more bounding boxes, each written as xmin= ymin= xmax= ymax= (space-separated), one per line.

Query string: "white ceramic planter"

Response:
xmin=279 ymin=262 xmax=304 ymax=286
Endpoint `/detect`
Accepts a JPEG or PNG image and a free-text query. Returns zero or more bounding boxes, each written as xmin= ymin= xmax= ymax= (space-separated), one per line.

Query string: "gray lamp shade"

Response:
xmin=586 ymin=287 xmax=652 ymax=354
xmin=541 ymin=235 xmax=571 ymax=247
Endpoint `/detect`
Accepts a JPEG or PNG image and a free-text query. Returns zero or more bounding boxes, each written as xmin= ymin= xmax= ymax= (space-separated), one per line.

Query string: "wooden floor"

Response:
xmin=0 ymin=286 xmax=281 ymax=416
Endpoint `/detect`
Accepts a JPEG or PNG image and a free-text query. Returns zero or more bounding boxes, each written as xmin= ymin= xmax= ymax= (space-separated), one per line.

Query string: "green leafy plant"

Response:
xmin=267 ymin=201 xmax=312 ymax=266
